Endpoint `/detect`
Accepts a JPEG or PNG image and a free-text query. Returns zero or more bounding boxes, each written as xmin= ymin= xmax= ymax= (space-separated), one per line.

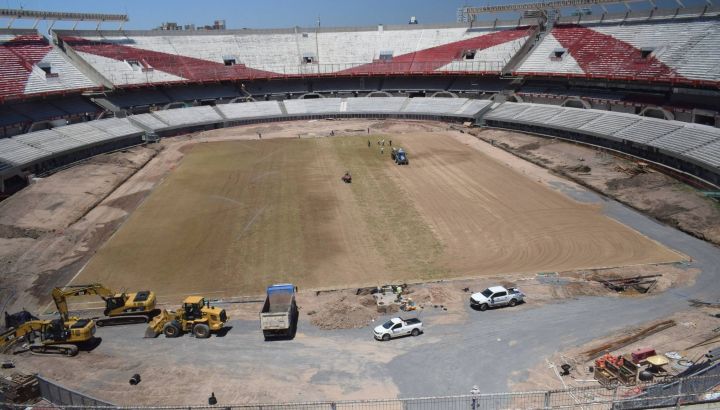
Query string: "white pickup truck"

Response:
xmin=373 ymin=317 xmax=423 ymax=341
xmin=470 ymin=286 xmax=525 ymax=311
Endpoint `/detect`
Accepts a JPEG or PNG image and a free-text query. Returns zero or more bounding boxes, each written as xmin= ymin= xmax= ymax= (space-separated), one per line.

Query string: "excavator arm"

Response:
xmin=0 ymin=320 xmax=45 ymax=353
xmin=51 ymin=283 xmax=115 ymax=322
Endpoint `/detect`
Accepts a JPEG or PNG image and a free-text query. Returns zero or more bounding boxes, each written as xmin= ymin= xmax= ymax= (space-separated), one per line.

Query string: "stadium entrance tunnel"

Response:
xmin=640 ymin=106 xmax=674 ymax=120
xmin=561 ymin=97 xmax=590 ymax=109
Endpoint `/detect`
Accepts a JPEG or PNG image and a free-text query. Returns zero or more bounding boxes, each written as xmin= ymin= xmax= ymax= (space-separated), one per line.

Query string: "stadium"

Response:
xmin=0 ymin=0 xmax=719 ymax=408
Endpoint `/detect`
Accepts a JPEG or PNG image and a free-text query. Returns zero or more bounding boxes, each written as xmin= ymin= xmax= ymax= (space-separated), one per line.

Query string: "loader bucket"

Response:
xmin=144 ymin=309 xmax=170 ymax=338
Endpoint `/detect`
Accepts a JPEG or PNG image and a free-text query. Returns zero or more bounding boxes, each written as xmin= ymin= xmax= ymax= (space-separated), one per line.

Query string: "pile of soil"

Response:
xmin=309 ymin=294 xmax=379 ymax=330
xmin=606 ymin=172 xmax=667 ymax=191
xmin=560 ymin=281 xmax=611 ymax=297
xmin=404 ymin=285 xmax=454 ymax=308
xmin=558 ymin=164 xmax=591 ymax=173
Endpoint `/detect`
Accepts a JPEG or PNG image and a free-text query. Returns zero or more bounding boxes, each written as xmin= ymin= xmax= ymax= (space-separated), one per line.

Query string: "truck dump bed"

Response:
xmin=262 ymin=284 xmax=295 ymax=313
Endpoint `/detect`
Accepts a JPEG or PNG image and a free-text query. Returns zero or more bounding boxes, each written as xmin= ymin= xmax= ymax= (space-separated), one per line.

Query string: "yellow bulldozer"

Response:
xmin=145 ymin=296 xmax=228 ymax=338
xmin=1 ymin=317 xmax=96 ymax=357
xmin=52 ymin=283 xmax=157 ymax=326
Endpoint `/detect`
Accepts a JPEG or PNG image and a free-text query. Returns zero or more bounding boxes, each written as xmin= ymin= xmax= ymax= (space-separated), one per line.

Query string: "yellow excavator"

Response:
xmin=145 ymin=296 xmax=228 ymax=338
xmin=52 ymin=283 xmax=157 ymax=327
xmin=1 ymin=317 xmax=95 ymax=357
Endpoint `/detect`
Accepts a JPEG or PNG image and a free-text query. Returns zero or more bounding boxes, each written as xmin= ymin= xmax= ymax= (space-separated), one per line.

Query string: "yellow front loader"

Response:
xmin=52 ymin=283 xmax=157 ymax=326
xmin=145 ymin=296 xmax=228 ymax=338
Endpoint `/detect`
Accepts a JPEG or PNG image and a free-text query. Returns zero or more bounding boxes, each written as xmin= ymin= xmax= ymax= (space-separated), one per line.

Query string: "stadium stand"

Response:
xmin=0 ymin=137 xmax=51 ymax=166
xmin=128 ymin=113 xmax=170 ymax=132
xmin=283 ymin=98 xmax=343 ymax=115
xmin=483 ymin=102 xmax=720 ymax=184
xmin=345 ymin=97 xmax=407 ymax=113
xmin=0 ymin=29 xmax=98 ymax=102
xmin=215 ymin=101 xmax=284 ymax=120
xmin=515 ymin=14 xmax=720 ymax=85
xmin=54 ymin=23 xmax=536 ymax=86
xmin=151 ymin=105 xmax=224 ymax=127
xmin=0 ymin=96 xmax=492 ymax=190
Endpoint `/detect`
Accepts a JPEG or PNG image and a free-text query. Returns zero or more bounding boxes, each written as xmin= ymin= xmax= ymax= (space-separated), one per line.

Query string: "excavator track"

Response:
xmin=30 ymin=344 xmax=79 ymax=357
xmin=96 ymin=315 xmax=150 ymax=327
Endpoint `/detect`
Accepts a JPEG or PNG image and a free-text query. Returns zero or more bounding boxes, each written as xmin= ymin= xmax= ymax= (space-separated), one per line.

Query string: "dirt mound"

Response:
xmin=0 ymin=224 xmax=44 ymax=239
xmin=606 ymin=172 xmax=667 ymax=191
xmin=404 ymin=285 xmax=455 ymax=307
xmin=309 ymin=294 xmax=379 ymax=330
xmin=561 ymin=281 xmax=611 ymax=297
xmin=517 ymin=142 xmax=542 ymax=153
xmin=558 ymin=164 xmax=591 ymax=173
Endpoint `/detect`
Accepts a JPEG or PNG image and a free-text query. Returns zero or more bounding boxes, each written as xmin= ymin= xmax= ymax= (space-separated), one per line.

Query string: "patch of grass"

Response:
xmin=332 ymin=135 xmax=445 ymax=278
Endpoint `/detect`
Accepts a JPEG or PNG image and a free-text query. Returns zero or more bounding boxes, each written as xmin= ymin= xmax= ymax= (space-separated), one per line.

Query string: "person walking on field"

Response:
xmin=381 ymin=146 xmax=384 ymax=155
xmin=368 ymin=140 xmax=371 ymax=148
xmin=389 ymin=140 xmax=392 ymax=146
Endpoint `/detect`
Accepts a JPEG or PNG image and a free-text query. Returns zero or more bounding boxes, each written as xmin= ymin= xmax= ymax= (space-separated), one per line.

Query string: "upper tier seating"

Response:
xmin=56 ymin=25 xmax=533 ymax=86
xmin=515 ymin=16 xmax=720 ymax=85
xmin=0 ymin=30 xmax=98 ymax=102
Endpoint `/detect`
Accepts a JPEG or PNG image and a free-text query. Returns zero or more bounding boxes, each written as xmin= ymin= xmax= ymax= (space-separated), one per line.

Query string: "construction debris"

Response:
xmin=0 ymin=373 xmax=40 ymax=404
xmin=595 ymin=274 xmax=662 ymax=293
xmin=614 ymin=162 xmax=648 ymax=176
xmin=583 ymin=320 xmax=677 ymax=360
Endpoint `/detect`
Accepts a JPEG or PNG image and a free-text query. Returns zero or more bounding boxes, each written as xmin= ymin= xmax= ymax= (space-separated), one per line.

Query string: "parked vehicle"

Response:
xmin=373 ymin=317 xmax=423 ymax=341
xmin=470 ymin=286 xmax=525 ymax=311
xmin=145 ymin=296 xmax=227 ymax=338
xmin=391 ymin=148 xmax=409 ymax=165
xmin=260 ymin=284 xmax=298 ymax=340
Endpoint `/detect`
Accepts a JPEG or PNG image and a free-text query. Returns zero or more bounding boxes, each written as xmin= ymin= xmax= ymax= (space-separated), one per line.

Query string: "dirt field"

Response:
xmin=74 ymin=131 xmax=681 ymax=299
xmin=475 ymin=128 xmax=720 ymax=245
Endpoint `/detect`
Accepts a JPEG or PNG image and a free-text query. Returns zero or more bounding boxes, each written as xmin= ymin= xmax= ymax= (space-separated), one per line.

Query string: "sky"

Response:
xmin=0 ymin=0 xmax=711 ymax=31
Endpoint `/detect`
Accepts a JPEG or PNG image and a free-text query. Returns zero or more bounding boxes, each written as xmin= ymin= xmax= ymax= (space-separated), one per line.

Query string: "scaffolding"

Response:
xmin=0 ymin=8 xmax=128 ymax=30
xmin=460 ymin=0 xmax=651 ymax=21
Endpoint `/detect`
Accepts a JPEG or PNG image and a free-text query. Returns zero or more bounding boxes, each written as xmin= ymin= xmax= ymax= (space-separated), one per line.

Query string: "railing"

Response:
xmin=35 ymin=374 xmax=114 ymax=407
xmin=4 ymin=370 xmax=720 ymax=409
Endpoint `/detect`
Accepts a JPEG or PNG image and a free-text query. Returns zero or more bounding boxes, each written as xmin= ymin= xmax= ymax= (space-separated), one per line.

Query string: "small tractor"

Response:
xmin=145 ymin=296 xmax=228 ymax=338
xmin=391 ymin=148 xmax=408 ymax=165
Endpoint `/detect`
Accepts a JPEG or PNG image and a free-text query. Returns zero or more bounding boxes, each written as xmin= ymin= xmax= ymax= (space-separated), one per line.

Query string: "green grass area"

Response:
xmin=332 ymin=135 xmax=446 ymax=279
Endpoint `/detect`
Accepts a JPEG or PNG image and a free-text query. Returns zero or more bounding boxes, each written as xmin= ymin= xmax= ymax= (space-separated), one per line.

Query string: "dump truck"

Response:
xmin=260 ymin=284 xmax=298 ymax=340
xmin=51 ymin=283 xmax=157 ymax=327
xmin=145 ymin=296 xmax=228 ymax=338
xmin=391 ymin=148 xmax=408 ymax=165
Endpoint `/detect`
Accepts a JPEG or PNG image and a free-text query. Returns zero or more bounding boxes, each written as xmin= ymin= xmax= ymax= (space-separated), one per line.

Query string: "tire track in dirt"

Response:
xmin=387 ymin=133 xmax=682 ymax=277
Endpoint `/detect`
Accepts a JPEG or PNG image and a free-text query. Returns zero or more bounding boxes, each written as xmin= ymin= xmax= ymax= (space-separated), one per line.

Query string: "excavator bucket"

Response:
xmin=144 ymin=309 xmax=170 ymax=338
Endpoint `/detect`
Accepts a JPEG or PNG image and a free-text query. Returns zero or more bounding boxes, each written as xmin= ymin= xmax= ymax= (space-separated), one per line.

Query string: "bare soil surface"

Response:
xmin=74 ymin=127 xmax=679 ymax=299
xmin=0 ymin=147 xmax=158 ymax=316
xmin=0 ymin=120 xmax=711 ymax=406
xmin=475 ymin=128 xmax=720 ymax=245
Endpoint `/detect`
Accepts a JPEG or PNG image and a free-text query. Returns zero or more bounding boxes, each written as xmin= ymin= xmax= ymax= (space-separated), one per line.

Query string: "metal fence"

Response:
xmin=35 ymin=375 xmax=113 ymax=408
xmin=5 ymin=370 xmax=720 ymax=409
